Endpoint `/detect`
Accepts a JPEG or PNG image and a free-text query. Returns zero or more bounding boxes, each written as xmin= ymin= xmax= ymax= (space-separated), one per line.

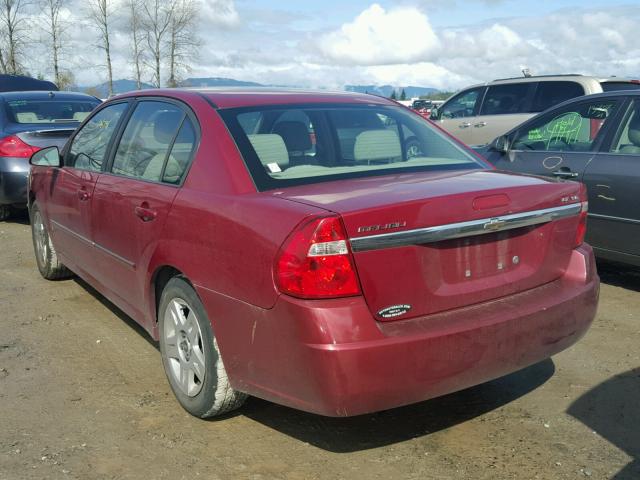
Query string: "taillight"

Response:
xmin=275 ymin=215 xmax=361 ymax=299
xmin=575 ymin=201 xmax=588 ymax=247
xmin=0 ymin=135 xmax=40 ymax=158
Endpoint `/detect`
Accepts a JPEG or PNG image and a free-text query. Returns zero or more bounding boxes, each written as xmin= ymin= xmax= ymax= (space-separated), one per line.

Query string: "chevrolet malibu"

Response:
xmin=28 ymin=89 xmax=599 ymax=418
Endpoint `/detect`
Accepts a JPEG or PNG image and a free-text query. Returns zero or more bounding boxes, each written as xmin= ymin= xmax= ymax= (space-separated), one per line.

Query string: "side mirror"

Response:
xmin=30 ymin=146 xmax=61 ymax=167
xmin=429 ymin=107 xmax=439 ymax=120
xmin=491 ymin=135 xmax=510 ymax=154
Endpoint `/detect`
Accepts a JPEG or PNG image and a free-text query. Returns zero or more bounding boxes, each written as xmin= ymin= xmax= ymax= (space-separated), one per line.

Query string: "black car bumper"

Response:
xmin=0 ymin=156 xmax=29 ymax=207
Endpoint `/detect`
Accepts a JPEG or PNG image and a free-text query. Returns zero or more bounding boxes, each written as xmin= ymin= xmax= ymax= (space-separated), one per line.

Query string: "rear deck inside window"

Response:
xmin=220 ymin=104 xmax=486 ymax=190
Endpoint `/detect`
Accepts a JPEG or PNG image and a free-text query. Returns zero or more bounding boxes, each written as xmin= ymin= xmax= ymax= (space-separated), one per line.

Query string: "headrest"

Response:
xmin=272 ymin=121 xmax=312 ymax=153
xmin=628 ymin=113 xmax=640 ymax=146
xmin=73 ymin=112 xmax=90 ymax=122
xmin=16 ymin=112 xmax=38 ymax=123
xmin=154 ymin=110 xmax=183 ymax=144
xmin=247 ymin=134 xmax=289 ymax=169
xmin=354 ymin=129 xmax=402 ymax=162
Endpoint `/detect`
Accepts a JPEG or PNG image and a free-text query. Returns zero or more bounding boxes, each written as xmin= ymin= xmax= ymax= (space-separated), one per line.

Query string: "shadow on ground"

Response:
xmin=597 ymin=260 xmax=640 ymax=292
xmin=240 ymin=359 xmax=555 ymax=453
xmin=568 ymin=368 xmax=640 ymax=480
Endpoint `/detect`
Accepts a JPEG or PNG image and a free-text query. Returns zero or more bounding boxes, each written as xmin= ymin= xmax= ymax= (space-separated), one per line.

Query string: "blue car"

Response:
xmin=0 ymin=90 xmax=101 ymax=220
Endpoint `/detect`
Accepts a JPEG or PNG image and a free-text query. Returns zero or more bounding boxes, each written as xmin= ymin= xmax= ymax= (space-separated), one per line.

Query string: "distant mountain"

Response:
xmin=180 ymin=77 xmax=264 ymax=88
xmin=345 ymin=85 xmax=439 ymax=98
xmin=77 ymin=79 xmax=155 ymax=97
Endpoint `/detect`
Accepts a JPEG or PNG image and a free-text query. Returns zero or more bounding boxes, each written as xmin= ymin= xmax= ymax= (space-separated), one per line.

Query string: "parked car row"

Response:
xmin=27 ymin=88 xmax=598 ymax=418
xmin=430 ymin=74 xmax=640 ymax=146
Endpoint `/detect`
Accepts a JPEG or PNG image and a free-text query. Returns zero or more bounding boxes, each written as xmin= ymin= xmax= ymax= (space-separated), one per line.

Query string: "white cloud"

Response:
xmin=319 ymin=4 xmax=440 ymax=65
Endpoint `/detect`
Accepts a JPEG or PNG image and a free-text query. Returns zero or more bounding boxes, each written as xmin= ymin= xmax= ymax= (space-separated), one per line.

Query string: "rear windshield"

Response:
xmin=5 ymin=98 xmax=100 ymax=124
xmin=601 ymin=81 xmax=640 ymax=92
xmin=220 ymin=104 xmax=486 ymax=190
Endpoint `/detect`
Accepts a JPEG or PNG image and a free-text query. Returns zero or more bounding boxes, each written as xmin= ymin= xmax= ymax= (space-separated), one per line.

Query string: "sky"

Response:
xmin=21 ymin=0 xmax=640 ymax=90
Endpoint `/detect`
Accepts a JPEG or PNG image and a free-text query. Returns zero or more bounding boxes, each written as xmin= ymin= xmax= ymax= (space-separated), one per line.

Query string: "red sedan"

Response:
xmin=28 ymin=89 xmax=599 ymax=418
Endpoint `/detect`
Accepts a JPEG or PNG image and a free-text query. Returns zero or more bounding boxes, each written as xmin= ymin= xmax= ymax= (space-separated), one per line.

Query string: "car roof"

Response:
xmin=112 ymin=87 xmax=397 ymax=109
xmin=460 ymin=74 xmax=640 ymax=90
xmin=0 ymin=91 xmax=100 ymax=101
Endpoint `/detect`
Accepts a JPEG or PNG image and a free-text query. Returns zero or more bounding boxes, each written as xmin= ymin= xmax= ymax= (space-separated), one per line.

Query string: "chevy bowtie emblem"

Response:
xmin=484 ymin=218 xmax=506 ymax=231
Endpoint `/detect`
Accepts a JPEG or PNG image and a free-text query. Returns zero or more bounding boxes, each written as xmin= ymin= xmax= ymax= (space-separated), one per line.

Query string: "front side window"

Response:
xmin=511 ymin=99 xmax=620 ymax=152
xmin=220 ymin=104 xmax=486 ymax=191
xmin=440 ymin=88 xmax=484 ymax=119
xmin=479 ymin=84 xmax=532 ymax=115
xmin=111 ymin=101 xmax=186 ymax=182
xmin=67 ymin=102 xmax=128 ymax=171
xmin=610 ymin=100 xmax=640 ymax=154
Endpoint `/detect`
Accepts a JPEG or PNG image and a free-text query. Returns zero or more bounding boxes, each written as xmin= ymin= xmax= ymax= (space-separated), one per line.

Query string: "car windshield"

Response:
xmin=220 ymin=104 xmax=486 ymax=190
xmin=5 ymin=99 xmax=99 ymax=124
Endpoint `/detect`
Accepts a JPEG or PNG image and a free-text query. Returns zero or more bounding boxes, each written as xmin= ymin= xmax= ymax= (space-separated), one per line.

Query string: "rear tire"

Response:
xmin=30 ymin=202 xmax=72 ymax=280
xmin=158 ymin=277 xmax=247 ymax=418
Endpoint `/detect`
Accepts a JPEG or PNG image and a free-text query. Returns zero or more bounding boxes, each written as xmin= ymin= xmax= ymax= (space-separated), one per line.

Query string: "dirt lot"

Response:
xmin=0 ymin=214 xmax=638 ymax=480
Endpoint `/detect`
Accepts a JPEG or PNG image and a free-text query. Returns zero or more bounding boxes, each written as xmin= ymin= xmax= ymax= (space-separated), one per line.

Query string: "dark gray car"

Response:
xmin=480 ymin=91 xmax=640 ymax=266
xmin=0 ymin=91 xmax=101 ymax=220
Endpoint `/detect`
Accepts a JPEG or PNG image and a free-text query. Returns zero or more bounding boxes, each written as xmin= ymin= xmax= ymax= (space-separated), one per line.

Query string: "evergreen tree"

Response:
xmin=400 ymin=88 xmax=407 ymax=101
xmin=390 ymin=90 xmax=397 ymax=100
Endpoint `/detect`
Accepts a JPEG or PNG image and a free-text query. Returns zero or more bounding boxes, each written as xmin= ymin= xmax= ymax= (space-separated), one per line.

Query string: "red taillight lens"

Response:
xmin=275 ymin=215 xmax=361 ymax=299
xmin=0 ymin=135 xmax=40 ymax=158
xmin=575 ymin=201 xmax=588 ymax=247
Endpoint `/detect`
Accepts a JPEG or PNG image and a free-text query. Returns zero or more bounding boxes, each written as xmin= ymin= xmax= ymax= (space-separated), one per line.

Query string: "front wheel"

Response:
xmin=30 ymin=202 xmax=72 ymax=280
xmin=158 ymin=277 xmax=247 ymax=418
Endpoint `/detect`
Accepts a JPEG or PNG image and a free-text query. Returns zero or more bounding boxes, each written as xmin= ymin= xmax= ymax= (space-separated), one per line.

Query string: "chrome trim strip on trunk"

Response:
xmin=50 ymin=219 xmax=136 ymax=269
xmin=350 ymin=203 xmax=583 ymax=253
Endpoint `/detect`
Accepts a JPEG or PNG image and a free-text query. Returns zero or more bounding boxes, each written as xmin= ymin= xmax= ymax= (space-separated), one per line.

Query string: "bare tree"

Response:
xmin=41 ymin=0 xmax=68 ymax=86
xmin=126 ymin=0 xmax=144 ymax=89
xmin=0 ymin=0 xmax=29 ymax=74
xmin=166 ymin=0 xmax=199 ymax=88
xmin=141 ymin=0 xmax=173 ymax=88
xmin=87 ymin=0 xmax=115 ymax=96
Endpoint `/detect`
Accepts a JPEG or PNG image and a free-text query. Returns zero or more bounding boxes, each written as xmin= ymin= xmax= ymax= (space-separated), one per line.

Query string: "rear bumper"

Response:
xmin=198 ymin=245 xmax=599 ymax=417
xmin=0 ymin=156 xmax=29 ymax=206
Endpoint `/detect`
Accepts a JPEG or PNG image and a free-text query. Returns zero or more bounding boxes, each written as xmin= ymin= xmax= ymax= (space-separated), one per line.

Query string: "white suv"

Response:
xmin=430 ymin=75 xmax=640 ymax=146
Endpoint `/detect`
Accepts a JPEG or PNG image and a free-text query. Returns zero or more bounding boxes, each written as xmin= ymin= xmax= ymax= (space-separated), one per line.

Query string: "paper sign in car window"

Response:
xmin=267 ymin=162 xmax=282 ymax=173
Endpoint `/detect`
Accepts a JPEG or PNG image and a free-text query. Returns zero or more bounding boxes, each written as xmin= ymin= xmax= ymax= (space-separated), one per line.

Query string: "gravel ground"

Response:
xmin=0 ymin=214 xmax=638 ymax=480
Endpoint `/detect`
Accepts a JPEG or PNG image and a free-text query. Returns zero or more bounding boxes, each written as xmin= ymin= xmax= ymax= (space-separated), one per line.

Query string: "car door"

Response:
xmin=46 ymin=102 xmax=129 ymax=271
xmin=581 ymin=97 xmax=640 ymax=260
xmin=89 ymin=100 xmax=197 ymax=323
xmin=472 ymin=82 xmax=536 ymax=146
xmin=433 ymin=86 xmax=486 ymax=145
xmin=488 ymin=96 xmax=624 ymax=180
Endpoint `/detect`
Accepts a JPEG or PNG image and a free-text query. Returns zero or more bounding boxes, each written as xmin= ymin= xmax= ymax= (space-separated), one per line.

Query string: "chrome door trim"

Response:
xmin=588 ymin=212 xmax=640 ymax=225
xmin=350 ymin=203 xmax=583 ymax=253
xmin=51 ymin=219 xmax=136 ymax=269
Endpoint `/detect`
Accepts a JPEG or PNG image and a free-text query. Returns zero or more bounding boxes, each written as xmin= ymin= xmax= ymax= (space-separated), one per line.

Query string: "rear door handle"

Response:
xmin=552 ymin=170 xmax=579 ymax=179
xmin=474 ymin=122 xmax=487 ymax=128
xmin=458 ymin=122 xmax=471 ymax=129
xmin=77 ymin=189 xmax=90 ymax=201
xmin=134 ymin=205 xmax=157 ymax=222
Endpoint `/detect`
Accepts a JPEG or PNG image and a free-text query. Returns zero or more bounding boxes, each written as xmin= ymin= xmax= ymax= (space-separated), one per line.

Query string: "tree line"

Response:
xmin=0 ymin=0 xmax=200 ymax=95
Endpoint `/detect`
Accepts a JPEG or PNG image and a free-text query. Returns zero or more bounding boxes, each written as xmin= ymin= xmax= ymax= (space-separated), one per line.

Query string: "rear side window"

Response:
xmin=220 ymin=104 xmax=486 ymax=191
xmin=111 ymin=101 xmax=193 ymax=183
xmin=530 ymin=81 xmax=584 ymax=113
xmin=67 ymin=102 xmax=128 ymax=171
xmin=610 ymin=99 xmax=640 ymax=153
xmin=511 ymin=99 xmax=620 ymax=152
xmin=601 ymin=81 xmax=640 ymax=92
xmin=479 ymin=83 xmax=532 ymax=115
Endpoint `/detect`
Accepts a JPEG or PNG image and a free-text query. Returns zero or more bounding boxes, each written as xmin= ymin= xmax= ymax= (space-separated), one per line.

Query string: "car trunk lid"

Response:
xmin=274 ymin=169 xmax=585 ymax=320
